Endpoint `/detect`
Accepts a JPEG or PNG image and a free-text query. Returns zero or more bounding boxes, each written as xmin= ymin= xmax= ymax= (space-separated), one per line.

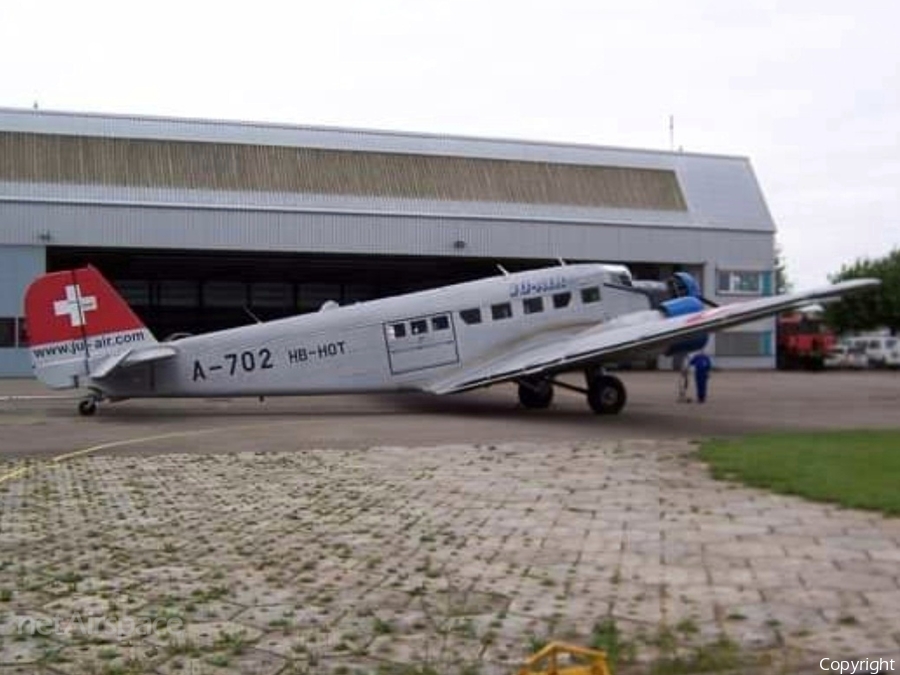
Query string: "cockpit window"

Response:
xmin=581 ymin=287 xmax=601 ymax=304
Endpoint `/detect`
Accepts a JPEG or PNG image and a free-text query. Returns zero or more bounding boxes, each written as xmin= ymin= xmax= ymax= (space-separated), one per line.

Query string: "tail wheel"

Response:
xmin=518 ymin=379 xmax=554 ymax=409
xmin=587 ymin=375 xmax=626 ymax=415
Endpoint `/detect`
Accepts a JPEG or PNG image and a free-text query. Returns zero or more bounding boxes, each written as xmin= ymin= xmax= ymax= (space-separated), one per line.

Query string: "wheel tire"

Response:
xmin=587 ymin=375 xmax=627 ymax=415
xmin=78 ymin=399 xmax=97 ymax=416
xmin=518 ymin=380 xmax=554 ymax=409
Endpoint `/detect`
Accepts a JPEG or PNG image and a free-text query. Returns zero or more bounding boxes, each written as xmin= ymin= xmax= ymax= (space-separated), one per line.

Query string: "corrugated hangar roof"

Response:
xmin=0 ymin=108 xmax=775 ymax=232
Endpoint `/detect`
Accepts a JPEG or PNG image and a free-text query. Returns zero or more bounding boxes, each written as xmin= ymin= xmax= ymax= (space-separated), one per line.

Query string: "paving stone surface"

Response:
xmin=1 ymin=441 xmax=899 ymax=674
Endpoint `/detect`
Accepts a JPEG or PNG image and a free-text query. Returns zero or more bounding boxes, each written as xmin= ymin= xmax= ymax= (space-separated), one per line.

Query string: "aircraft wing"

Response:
xmin=90 ymin=345 xmax=179 ymax=379
xmin=425 ymin=278 xmax=879 ymax=395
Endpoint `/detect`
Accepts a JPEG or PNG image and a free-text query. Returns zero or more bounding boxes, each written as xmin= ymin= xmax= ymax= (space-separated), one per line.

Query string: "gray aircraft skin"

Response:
xmin=24 ymin=263 xmax=879 ymax=416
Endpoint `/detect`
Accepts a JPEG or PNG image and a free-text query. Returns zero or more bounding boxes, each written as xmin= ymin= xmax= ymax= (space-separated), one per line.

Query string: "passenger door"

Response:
xmin=383 ymin=312 xmax=460 ymax=374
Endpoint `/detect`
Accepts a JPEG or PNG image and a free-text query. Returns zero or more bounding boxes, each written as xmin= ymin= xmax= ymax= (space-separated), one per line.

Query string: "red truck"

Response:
xmin=776 ymin=311 xmax=836 ymax=370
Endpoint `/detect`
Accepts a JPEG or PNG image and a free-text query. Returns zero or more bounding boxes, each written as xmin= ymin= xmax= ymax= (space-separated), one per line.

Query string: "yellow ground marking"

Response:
xmin=0 ymin=421 xmax=300 ymax=485
xmin=0 ymin=466 xmax=30 ymax=484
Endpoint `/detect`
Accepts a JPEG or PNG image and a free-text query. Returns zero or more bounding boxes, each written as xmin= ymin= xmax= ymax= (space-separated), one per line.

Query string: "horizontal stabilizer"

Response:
xmin=90 ymin=345 xmax=178 ymax=379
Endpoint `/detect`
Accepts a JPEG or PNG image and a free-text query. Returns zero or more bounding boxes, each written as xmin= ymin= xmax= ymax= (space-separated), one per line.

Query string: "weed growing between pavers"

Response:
xmin=1 ymin=443 xmax=898 ymax=673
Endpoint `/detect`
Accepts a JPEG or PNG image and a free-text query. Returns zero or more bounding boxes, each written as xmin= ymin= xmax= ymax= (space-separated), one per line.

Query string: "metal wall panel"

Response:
xmin=0 ymin=246 xmax=44 ymax=314
xmin=0 ymin=200 xmax=773 ymax=266
xmin=0 ymin=109 xmax=776 ymax=233
xmin=0 ymin=245 xmax=44 ymax=377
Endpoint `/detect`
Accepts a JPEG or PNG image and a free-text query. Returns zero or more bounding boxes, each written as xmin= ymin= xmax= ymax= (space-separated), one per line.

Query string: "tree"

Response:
xmin=826 ymin=248 xmax=900 ymax=336
xmin=774 ymin=241 xmax=792 ymax=295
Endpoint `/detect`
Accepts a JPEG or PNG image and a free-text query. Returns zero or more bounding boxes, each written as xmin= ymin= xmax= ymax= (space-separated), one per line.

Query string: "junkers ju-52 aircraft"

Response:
xmin=25 ymin=263 xmax=877 ymax=416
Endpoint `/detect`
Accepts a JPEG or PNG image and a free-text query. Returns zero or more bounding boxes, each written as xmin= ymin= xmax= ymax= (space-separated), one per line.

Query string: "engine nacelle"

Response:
xmin=660 ymin=295 xmax=709 ymax=355
xmin=668 ymin=271 xmax=702 ymax=299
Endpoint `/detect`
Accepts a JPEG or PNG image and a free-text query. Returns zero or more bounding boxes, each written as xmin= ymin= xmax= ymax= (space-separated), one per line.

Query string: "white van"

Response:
xmin=845 ymin=336 xmax=900 ymax=368
xmin=824 ymin=343 xmax=868 ymax=369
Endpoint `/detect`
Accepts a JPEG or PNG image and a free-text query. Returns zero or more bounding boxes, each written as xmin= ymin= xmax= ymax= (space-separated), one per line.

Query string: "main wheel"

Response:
xmin=78 ymin=398 xmax=97 ymax=416
xmin=518 ymin=379 xmax=554 ymax=409
xmin=587 ymin=375 xmax=626 ymax=415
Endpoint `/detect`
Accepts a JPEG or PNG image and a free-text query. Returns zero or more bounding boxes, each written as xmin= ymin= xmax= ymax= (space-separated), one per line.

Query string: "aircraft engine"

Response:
xmin=611 ymin=271 xmax=711 ymax=354
xmin=631 ymin=272 xmax=707 ymax=309
xmin=660 ymin=289 xmax=709 ymax=355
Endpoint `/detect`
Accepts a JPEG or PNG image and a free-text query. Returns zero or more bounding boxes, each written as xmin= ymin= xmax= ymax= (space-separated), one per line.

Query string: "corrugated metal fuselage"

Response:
xmin=94 ymin=264 xmax=640 ymax=399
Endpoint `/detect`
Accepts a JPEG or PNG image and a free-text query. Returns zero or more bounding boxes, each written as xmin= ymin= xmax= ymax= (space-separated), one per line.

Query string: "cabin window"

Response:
xmin=390 ymin=323 xmax=407 ymax=339
xmin=491 ymin=302 xmax=513 ymax=320
xmin=460 ymin=308 xmax=482 ymax=325
xmin=523 ymin=297 xmax=544 ymax=314
xmin=552 ymin=292 xmax=571 ymax=309
xmin=580 ymin=286 xmax=601 ymax=304
xmin=432 ymin=315 xmax=450 ymax=331
xmin=411 ymin=319 xmax=428 ymax=335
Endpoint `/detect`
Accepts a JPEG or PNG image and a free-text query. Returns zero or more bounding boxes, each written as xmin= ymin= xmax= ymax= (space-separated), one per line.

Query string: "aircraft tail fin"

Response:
xmin=24 ymin=266 xmax=158 ymax=389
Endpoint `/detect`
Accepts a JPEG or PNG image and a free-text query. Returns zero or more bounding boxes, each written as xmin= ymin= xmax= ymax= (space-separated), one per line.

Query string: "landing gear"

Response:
xmin=517 ymin=378 xmax=554 ymax=409
xmin=78 ymin=398 xmax=97 ymax=416
xmin=77 ymin=392 xmax=102 ymax=417
xmin=586 ymin=373 xmax=626 ymax=415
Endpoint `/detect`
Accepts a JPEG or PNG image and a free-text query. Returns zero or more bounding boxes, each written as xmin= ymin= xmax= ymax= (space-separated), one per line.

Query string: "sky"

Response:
xmin=1 ymin=0 xmax=898 ymax=288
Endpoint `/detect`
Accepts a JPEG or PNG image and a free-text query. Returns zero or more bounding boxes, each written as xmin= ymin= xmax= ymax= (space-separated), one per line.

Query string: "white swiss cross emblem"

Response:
xmin=54 ymin=284 xmax=98 ymax=327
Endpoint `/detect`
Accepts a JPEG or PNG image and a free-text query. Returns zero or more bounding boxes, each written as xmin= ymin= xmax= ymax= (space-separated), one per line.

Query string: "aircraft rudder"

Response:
xmin=24 ymin=266 xmax=156 ymax=389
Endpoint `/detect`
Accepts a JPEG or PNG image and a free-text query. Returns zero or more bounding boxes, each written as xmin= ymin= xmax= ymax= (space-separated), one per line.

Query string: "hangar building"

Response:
xmin=0 ymin=108 xmax=776 ymax=377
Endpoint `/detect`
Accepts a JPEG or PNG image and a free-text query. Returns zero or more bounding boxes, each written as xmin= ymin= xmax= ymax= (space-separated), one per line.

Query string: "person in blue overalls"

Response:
xmin=688 ymin=351 xmax=713 ymax=403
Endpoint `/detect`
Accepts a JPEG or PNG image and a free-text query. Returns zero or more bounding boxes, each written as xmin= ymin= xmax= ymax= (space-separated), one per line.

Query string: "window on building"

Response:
xmin=344 ymin=284 xmax=374 ymax=304
xmin=114 ymin=280 xmax=150 ymax=306
xmin=16 ymin=318 xmax=27 ymax=347
xmin=158 ymin=280 xmax=199 ymax=307
xmin=204 ymin=281 xmax=248 ymax=308
xmin=715 ymin=331 xmax=767 ymax=356
xmin=298 ymin=283 xmax=341 ymax=312
xmin=491 ymin=302 xmax=513 ymax=320
xmin=411 ymin=319 xmax=428 ymax=335
xmin=553 ymin=292 xmax=572 ymax=309
xmin=0 ymin=318 xmax=15 ymax=348
xmin=432 ymin=315 xmax=450 ymax=331
xmin=580 ymin=286 xmax=601 ymax=304
xmin=460 ymin=308 xmax=482 ymax=325
xmin=717 ymin=270 xmax=762 ymax=295
xmin=251 ymin=282 xmax=292 ymax=309
xmin=389 ymin=323 xmax=407 ymax=339
xmin=523 ymin=297 xmax=544 ymax=314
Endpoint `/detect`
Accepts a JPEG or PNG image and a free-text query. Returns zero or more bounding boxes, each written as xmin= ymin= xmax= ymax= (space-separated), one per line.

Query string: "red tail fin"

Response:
xmin=24 ymin=266 xmax=156 ymax=389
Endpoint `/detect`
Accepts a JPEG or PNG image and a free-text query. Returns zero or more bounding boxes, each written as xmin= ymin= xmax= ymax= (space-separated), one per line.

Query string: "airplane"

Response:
xmin=24 ymin=263 xmax=879 ymax=416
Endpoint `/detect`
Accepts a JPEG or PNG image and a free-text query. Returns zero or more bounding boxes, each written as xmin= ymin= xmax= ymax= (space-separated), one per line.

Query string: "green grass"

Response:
xmin=700 ymin=430 xmax=900 ymax=515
